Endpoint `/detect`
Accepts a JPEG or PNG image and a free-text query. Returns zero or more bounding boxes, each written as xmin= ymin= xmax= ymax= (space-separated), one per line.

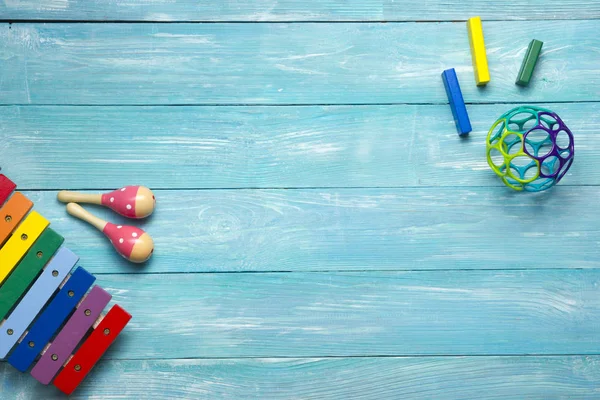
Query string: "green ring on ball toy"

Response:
xmin=486 ymin=106 xmax=574 ymax=192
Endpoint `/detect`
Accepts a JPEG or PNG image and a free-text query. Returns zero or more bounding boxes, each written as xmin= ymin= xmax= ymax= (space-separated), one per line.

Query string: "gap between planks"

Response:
xmin=75 ymin=267 xmax=600 ymax=276
xmin=1 ymin=100 xmax=599 ymax=107
xmin=4 ymin=354 xmax=600 ymax=363
xmin=2 ymin=18 xmax=600 ymax=24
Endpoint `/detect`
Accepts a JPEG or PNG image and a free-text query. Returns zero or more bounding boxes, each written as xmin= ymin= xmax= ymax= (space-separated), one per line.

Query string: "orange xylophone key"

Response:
xmin=0 ymin=192 xmax=34 ymax=247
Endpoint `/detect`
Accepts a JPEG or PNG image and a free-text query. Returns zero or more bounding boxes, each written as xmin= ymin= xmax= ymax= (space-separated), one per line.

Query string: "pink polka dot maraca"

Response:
xmin=65 ymin=203 xmax=154 ymax=263
xmin=58 ymin=186 xmax=155 ymax=219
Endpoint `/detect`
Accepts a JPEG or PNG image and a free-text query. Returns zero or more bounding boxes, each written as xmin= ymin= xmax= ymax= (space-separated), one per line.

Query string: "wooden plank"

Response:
xmin=1 ymin=1 xmax=599 ymax=22
xmin=3 ymin=356 xmax=600 ymax=399
xmin=0 ymin=21 xmax=598 ymax=105
xmin=0 ymin=103 xmax=597 ymax=189
xmin=23 ymin=186 xmax=600 ymax=273
xmin=29 ymin=270 xmax=600 ymax=359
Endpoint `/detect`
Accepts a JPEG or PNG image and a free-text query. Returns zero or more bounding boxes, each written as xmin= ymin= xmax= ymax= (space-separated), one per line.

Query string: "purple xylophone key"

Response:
xmin=31 ymin=286 xmax=112 ymax=385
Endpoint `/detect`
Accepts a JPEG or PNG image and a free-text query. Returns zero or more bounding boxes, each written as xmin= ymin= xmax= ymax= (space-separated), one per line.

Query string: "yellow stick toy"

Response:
xmin=467 ymin=16 xmax=490 ymax=86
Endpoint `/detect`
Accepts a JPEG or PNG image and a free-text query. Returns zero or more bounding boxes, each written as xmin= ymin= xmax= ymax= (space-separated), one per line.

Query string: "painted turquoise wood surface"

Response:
xmin=41 ymin=270 xmax=600 ymax=358
xmin=2 ymin=357 xmax=600 ymax=399
xmin=6 ymin=270 xmax=600 ymax=360
xmin=1 ymin=1 xmax=600 ymax=398
xmin=12 ymin=187 xmax=600 ymax=273
xmin=2 ymin=0 xmax=600 ymax=22
xmin=0 ymin=21 xmax=599 ymax=105
xmin=1 ymin=103 xmax=598 ymax=189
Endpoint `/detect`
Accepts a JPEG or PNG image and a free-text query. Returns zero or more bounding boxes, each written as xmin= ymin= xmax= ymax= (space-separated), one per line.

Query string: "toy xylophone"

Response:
xmin=0 ymin=174 xmax=132 ymax=395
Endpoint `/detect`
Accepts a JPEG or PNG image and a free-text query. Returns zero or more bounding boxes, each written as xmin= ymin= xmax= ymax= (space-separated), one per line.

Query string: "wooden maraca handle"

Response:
xmin=66 ymin=203 xmax=107 ymax=232
xmin=58 ymin=191 xmax=102 ymax=205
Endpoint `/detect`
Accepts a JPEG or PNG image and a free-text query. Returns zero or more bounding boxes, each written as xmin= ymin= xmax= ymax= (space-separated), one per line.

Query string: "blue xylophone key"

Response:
xmin=0 ymin=247 xmax=78 ymax=359
xmin=8 ymin=267 xmax=95 ymax=372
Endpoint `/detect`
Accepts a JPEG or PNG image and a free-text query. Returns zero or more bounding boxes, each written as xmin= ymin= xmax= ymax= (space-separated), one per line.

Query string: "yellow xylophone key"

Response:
xmin=0 ymin=211 xmax=49 ymax=285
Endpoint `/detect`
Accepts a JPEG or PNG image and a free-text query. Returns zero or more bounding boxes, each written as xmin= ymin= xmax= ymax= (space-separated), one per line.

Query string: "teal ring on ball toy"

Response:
xmin=486 ymin=106 xmax=574 ymax=192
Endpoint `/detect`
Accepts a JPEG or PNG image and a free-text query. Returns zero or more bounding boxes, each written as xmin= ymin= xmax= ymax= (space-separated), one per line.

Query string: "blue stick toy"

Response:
xmin=442 ymin=68 xmax=472 ymax=136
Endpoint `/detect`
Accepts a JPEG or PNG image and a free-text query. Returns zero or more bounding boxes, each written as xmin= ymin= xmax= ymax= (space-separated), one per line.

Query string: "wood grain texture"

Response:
xmin=2 ymin=356 xmax=600 ymax=399
xmin=1 ymin=0 xmax=599 ymax=22
xmin=23 ymin=187 xmax=600 ymax=273
xmin=1 ymin=21 xmax=599 ymax=105
xmin=7 ymin=270 xmax=592 ymax=359
xmin=1 ymin=2 xmax=599 ymax=397
xmin=0 ymin=103 xmax=596 ymax=189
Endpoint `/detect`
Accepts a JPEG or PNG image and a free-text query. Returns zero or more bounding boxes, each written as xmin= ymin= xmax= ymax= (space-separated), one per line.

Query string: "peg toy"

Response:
xmin=467 ymin=16 xmax=490 ymax=86
xmin=0 ymin=174 xmax=132 ymax=395
xmin=66 ymin=203 xmax=154 ymax=263
xmin=442 ymin=68 xmax=472 ymax=136
xmin=486 ymin=106 xmax=574 ymax=191
xmin=516 ymin=39 xmax=543 ymax=86
xmin=58 ymin=185 xmax=156 ymax=219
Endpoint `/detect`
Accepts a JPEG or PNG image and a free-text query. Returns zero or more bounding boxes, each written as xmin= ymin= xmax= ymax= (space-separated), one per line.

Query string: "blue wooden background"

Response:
xmin=1 ymin=1 xmax=600 ymax=398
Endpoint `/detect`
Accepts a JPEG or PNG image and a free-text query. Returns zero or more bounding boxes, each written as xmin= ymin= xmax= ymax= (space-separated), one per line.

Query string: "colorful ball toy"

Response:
xmin=486 ymin=106 xmax=574 ymax=192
